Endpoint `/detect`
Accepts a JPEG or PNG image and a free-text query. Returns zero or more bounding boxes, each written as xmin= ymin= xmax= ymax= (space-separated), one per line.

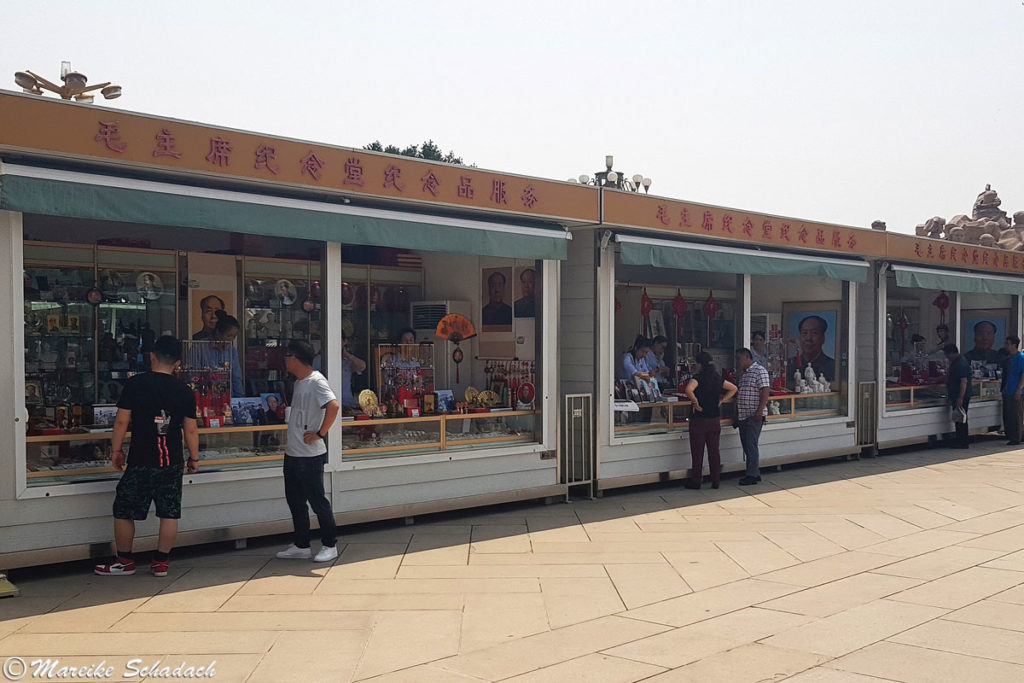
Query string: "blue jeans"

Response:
xmin=738 ymin=416 xmax=764 ymax=478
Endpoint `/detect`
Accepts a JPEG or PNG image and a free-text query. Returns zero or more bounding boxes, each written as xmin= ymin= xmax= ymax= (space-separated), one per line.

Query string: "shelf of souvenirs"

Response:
xmin=614 ymin=391 xmax=842 ymax=435
xmin=885 ymin=378 xmax=1001 ymax=409
xmin=340 ymin=410 xmax=539 ymax=457
xmin=25 ymin=425 xmax=288 ymax=482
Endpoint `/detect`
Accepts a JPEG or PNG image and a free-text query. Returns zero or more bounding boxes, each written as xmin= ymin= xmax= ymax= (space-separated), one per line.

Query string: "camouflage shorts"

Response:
xmin=112 ymin=466 xmax=183 ymax=520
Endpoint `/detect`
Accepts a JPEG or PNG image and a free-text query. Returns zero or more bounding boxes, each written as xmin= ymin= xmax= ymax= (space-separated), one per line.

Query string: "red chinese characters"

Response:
xmin=798 ymin=227 xmax=809 ymax=243
xmin=983 ymin=251 xmax=990 ymax=266
xmin=742 ymin=218 xmax=754 ymax=237
xmin=816 ymin=229 xmax=826 ymax=246
xmin=679 ymin=207 xmax=691 ymax=227
xmin=343 ymin=158 xmax=365 ymax=186
xmin=491 ymin=180 xmax=508 ymax=205
xmin=384 ymin=165 xmax=405 ymax=191
xmin=702 ymin=210 xmax=714 ymax=232
xmin=914 ymin=242 xmax=923 ymax=257
xmin=521 ymin=184 xmax=538 ymax=209
xmin=205 ymin=136 xmax=232 ymax=167
xmin=153 ymin=129 xmax=182 ymax=158
xmin=926 ymin=243 xmax=935 ymax=259
xmin=722 ymin=214 xmax=733 ymax=233
xmin=300 ymin=152 xmax=325 ymax=181
xmin=939 ymin=245 xmax=947 ymax=260
xmin=972 ymin=249 xmax=980 ymax=265
xmin=420 ymin=170 xmax=442 ymax=196
xmin=847 ymin=234 xmax=857 ymax=249
xmin=254 ymin=144 xmax=279 ymax=174
xmin=457 ymin=176 xmax=474 ymax=199
xmin=780 ymin=223 xmax=791 ymax=241
xmin=657 ymin=205 xmax=671 ymax=226
xmin=831 ymin=231 xmax=841 ymax=248
xmin=761 ymin=220 xmax=773 ymax=240
xmin=95 ymin=121 xmax=126 ymax=153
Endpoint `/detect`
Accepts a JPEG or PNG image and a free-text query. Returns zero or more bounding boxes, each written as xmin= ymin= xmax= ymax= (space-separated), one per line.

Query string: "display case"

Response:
xmin=242 ymin=257 xmax=323 ymax=398
xmin=24 ymin=426 xmax=287 ymax=487
xmin=339 ymin=411 xmax=540 ymax=459
xmin=374 ymin=342 xmax=435 ymax=415
xmin=885 ymin=378 xmax=1000 ymax=411
xmin=614 ymin=399 xmax=738 ymax=437
xmin=341 ymin=264 xmax=424 ymax=394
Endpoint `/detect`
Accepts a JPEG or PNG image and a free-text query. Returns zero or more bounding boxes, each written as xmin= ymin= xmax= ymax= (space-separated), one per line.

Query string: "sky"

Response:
xmin=3 ymin=0 xmax=1023 ymax=234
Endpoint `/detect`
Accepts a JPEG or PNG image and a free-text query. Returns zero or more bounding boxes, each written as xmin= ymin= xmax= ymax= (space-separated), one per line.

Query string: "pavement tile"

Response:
xmin=354 ymin=611 xmax=462 ymax=679
xmin=829 ymin=641 xmax=1024 ymax=682
xmin=111 ymin=610 xmax=375 ymax=632
xmin=314 ymin=577 xmax=538 ymax=594
xmin=603 ymin=607 xmax=812 ymax=668
xmin=539 ymin=577 xmax=626 ymax=628
xmin=759 ymin=529 xmax=847 ymax=562
xmin=434 ymin=615 xmax=670 ymax=681
xmin=661 ymin=550 xmax=750 ymax=591
xmin=469 ymin=552 xmax=668 ymax=565
xmin=622 ymin=579 xmax=801 ymax=627
xmin=891 ymin=618 xmax=1024 ymax=665
xmin=783 ymin=668 xmax=901 ymax=682
xmin=401 ymin=534 xmax=470 ymax=566
xmin=459 ymin=593 xmax=549 ymax=653
xmin=396 ymin=563 xmax=607 ymax=579
xmin=502 ymin=653 xmax=666 ymax=683
xmin=801 ymin=521 xmax=887 ymax=550
xmin=0 ymin=630 xmax=277 ymax=655
xmin=960 ymin=523 xmax=1024 ymax=551
xmin=714 ymin=539 xmax=800 ymax=575
xmin=759 ymin=572 xmax=924 ymax=617
xmin=16 ymin=598 xmax=151 ymax=633
xmin=888 ymin=566 xmax=1024 ymax=609
xmin=880 ymin=505 xmax=958 ymax=529
xmin=604 ymin=563 xmax=692 ymax=610
xmin=757 ymin=551 xmax=895 ymax=587
xmin=945 ymin=599 xmax=1024 ymax=631
xmin=871 ymin=545 xmax=1004 ymax=580
xmin=860 ymin=529 xmax=980 ymax=557
xmin=220 ymin=593 xmax=464 ymax=611
xmin=981 ymin=549 xmax=1024 ymax=572
xmin=993 ymin=583 xmax=1024 ymax=604
xmin=469 ymin=524 xmax=532 ymax=554
xmin=248 ymin=630 xmax=367 ymax=682
xmin=639 ymin=643 xmax=827 ymax=682
xmin=761 ymin=598 xmax=946 ymax=657
xmin=324 ymin=542 xmax=407 ymax=579
xmin=357 ymin=664 xmax=488 ymax=682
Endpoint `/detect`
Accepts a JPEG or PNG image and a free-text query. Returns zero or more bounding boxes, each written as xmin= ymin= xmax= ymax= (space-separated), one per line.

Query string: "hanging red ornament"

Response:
xmin=932 ymin=291 xmax=949 ymax=325
xmin=640 ymin=288 xmax=653 ymax=338
xmin=672 ymin=289 xmax=687 ymax=347
xmin=615 ymin=298 xmax=622 ymax=312
xmin=703 ymin=290 xmax=719 ymax=348
xmin=898 ymin=308 xmax=910 ymax=358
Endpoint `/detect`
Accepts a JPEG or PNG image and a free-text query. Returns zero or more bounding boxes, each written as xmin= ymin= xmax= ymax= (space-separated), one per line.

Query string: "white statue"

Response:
xmin=794 ymin=369 xmax=802 ymax=387
xmin=769 ymin=401 xmax=781 ymax=415
xmin=803 ymin=363 xmax=816 ymax=384
xmin=818 ymin=372 xmax=829 ymax=392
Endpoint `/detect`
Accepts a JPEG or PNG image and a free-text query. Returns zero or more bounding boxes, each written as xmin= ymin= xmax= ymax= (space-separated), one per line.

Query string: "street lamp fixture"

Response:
xmin=13 ymin=61 xmax=122 ymax=103
xmin=570 ymin=154 xmax=651 ymax=193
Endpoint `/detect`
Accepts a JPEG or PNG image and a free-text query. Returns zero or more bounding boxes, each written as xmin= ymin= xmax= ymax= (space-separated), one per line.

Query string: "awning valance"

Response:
xmin=0 ymin=164 xmax=570 ymax=260
xmin=616 ymin=234 xmax=868 ymax=282
xmin=892 ymin=264 xmax=1024 ymax=295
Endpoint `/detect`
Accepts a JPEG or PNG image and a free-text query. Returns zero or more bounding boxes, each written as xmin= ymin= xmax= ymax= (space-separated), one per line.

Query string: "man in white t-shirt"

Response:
xmin=275 ymin=340 xmax=341 ymax=563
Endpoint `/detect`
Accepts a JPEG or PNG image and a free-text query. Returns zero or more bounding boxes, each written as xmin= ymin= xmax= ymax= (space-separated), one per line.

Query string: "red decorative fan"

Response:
xmin=436 ymin=314 xmax=477 ymax=383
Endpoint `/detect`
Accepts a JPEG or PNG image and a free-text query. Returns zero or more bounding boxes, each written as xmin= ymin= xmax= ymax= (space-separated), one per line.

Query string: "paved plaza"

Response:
xmin=4 ymin=440 xmax=1024 ymax=682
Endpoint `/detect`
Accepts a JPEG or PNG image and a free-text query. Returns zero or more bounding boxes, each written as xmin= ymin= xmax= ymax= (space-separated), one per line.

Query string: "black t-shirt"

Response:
xmin=946 ymin=356 xmax=973 ymax=404
xmin=117 ymin=372 xmax=197 ymax=468
xmin=692 ymin=375 xmax=725 ymax=419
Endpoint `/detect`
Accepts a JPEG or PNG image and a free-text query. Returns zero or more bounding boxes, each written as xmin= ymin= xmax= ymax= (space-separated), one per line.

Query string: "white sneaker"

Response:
xmin=276 ymin=544 xmax=312 ymax=560
xmin=313 ymin=545 xmax=338 ymax=562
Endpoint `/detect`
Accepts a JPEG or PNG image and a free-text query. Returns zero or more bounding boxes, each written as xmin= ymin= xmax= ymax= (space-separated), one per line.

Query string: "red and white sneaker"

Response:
xmin=151 ymin=560 xmax=169 ymax=577
xmin=94 ymin=558 xmax=136 ymax=576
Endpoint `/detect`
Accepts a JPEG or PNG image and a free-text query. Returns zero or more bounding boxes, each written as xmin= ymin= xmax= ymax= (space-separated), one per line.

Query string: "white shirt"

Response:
xmin=286 ymin=370 xmax=336 ymax=458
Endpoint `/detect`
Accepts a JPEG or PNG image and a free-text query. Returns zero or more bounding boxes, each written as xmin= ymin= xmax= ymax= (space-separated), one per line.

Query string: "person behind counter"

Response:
xmin=645 ymin=335 xmax=671 ymax=383
xmin=192 ymin=295 xmax=225 ymax=341
xmin=341 ymin=333 xmax=366 ymax=409
xmin=389 ymin=328 xmax=422 ymax=368
xmin=945 ymin=344 xmax=972 ymax=449
xmin=750 ymin=330 xmax=768 ymax=367
xmin=966 ymin=320 xmax=1000 ymax=364
xmin=195 ymin=310 xmax=245 ymax=398
xmin=620 ymin=335 xmax=652 ymax=380
xmin=682 ymin=351 xmax=737 ymax=490
xmin=786 ymin=315 xmax=835 ymax=384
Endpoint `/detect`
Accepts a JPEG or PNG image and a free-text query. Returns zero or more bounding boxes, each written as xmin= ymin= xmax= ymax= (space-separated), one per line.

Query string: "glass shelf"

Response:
xmin=340 ymin=411 xmax=539 ymax=459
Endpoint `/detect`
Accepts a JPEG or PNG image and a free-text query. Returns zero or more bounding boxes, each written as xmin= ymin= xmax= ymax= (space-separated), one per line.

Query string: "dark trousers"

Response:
xmin=951 ymin=397 xmax=971 ymax=448
xmin=738 ymin=416 xmax=764 ymax=478
xmin=688 ymin=417 xmax=722 ymax=483
xmin=283 ymin=454 xmax=337 ymax=548
xmin=1003 ymin=395 xmax=1023 ymax=443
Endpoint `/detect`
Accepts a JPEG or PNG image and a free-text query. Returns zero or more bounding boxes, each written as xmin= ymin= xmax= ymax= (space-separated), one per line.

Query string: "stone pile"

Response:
xmin=914 ymin=185 xmax=1024 ymax=250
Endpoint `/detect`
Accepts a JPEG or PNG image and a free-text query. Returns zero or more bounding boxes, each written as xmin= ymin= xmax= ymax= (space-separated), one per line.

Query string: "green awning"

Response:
xmin=893 ymin=264 xmax=1024 ymax=295
xmin=617 ymin=234 xmax=868 ymax=282
xmin=0 ymin=170 xmax=569 ymax=261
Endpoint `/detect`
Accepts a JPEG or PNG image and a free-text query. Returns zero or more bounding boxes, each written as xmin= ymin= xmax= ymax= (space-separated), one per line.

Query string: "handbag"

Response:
xmin=952 ymin=406 xmax=967 ymax=424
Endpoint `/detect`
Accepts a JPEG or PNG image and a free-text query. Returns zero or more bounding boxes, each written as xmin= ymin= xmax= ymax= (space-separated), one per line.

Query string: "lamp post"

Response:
xmin=14 ymin=61 xmax=122 ymax=103
xmin=570 ymin=155 xmax=652 ymax=193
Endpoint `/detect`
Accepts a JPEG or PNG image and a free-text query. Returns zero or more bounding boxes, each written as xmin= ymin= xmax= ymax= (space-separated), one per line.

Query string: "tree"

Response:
xmin=364 ymin=139 xmax=465 ymax=165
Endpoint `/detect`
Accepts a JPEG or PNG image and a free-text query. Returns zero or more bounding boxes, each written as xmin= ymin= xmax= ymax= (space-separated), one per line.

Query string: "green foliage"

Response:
xmin=364 ymin=139 xmax=465 ymax=165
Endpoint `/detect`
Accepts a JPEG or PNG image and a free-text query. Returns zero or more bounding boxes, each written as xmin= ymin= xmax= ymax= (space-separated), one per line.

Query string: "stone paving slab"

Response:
xmin=4 ymin=442 xmax=1024 ymax=681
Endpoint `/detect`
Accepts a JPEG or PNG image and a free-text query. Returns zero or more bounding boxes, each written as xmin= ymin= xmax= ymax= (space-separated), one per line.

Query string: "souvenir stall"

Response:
xmin=874 ymin=234 xmax=1024 ymax=448
xmin=587 ymin=190 xmax=883 ymax=491
xmin=0 ymin=91 xmax=575 ymax=568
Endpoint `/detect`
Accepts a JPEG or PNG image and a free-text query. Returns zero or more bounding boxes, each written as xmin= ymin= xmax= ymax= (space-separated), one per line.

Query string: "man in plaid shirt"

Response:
xmin=735 ymin=348 xmax=770 ymax=485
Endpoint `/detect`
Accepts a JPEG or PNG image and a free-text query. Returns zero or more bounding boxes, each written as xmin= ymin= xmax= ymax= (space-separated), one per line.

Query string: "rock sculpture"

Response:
xmin=915 ymin=185 xmax=1022 ymax=251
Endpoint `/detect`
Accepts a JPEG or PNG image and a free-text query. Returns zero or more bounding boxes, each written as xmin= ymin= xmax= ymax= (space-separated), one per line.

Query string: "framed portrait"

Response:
xmin=25 ymin=381 xmax=42 ymax=404
xmin=481 ymin=267 xmax=513 ymax=328
xmin=513 ymin=266 xmax=537 ymax=319
xmin=961 ymin=310 xmax=1009 ymax=365
xmin=260 ymin=392 xmax=286 ymax=424
xmin=230 ymin=397 xmax=264 ymax=426
xmin=47 ymin=315 xmax=61 ymax=333
xmin=782 ymin=301 xmax=842 ymax=386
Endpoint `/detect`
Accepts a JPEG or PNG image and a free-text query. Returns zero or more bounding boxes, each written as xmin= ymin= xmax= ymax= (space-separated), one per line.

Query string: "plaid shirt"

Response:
xmin=736 ymin=361 xmax=770 ymax=420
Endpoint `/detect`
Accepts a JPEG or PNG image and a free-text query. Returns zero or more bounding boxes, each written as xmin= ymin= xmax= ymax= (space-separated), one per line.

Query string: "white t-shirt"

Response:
xmin=286 ymin=370 xmax=337 ymax=458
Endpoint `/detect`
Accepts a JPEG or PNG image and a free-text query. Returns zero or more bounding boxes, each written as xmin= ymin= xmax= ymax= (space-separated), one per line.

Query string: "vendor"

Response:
xmin=645 ymin=335 xmax=671 ymax=384
xmin=340 ymin=333 xmax=366 ymax=408
xmin=195 ymin=310 xmax=245 ymax=397
xmin=388 ymin=328 xmax=421 ymax=368
xmin=750 ymin=330 xmax=768 ymax=367
xmin=620 ymin=335 xmax=652 ymax=381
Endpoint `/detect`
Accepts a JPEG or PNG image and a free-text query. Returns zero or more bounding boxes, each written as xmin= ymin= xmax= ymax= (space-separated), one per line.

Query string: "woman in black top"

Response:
xmin=683 ymin=352 xmax=737 ymax=488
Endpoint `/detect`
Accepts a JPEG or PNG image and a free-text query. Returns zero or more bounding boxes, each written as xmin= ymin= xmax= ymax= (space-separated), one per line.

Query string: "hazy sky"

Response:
xmin=3 ymin=1 xmax=1022 ymax=233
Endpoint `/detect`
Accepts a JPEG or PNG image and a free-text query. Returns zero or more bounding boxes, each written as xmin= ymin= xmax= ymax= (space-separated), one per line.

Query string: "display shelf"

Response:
xmin=885 ymin=378 xmax=1001 ymax=411
xmin=340 ymin=411 xmax=539 ymax=458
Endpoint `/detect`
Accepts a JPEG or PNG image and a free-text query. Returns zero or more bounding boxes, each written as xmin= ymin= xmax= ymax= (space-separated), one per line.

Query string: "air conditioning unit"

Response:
xmin=411 ymin=300 xmax=472 ymax=393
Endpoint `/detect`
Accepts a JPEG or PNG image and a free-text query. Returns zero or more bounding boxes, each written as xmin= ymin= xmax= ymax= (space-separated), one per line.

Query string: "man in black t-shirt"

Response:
xmin=94 ymin=336 xmax=199 ymax=577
